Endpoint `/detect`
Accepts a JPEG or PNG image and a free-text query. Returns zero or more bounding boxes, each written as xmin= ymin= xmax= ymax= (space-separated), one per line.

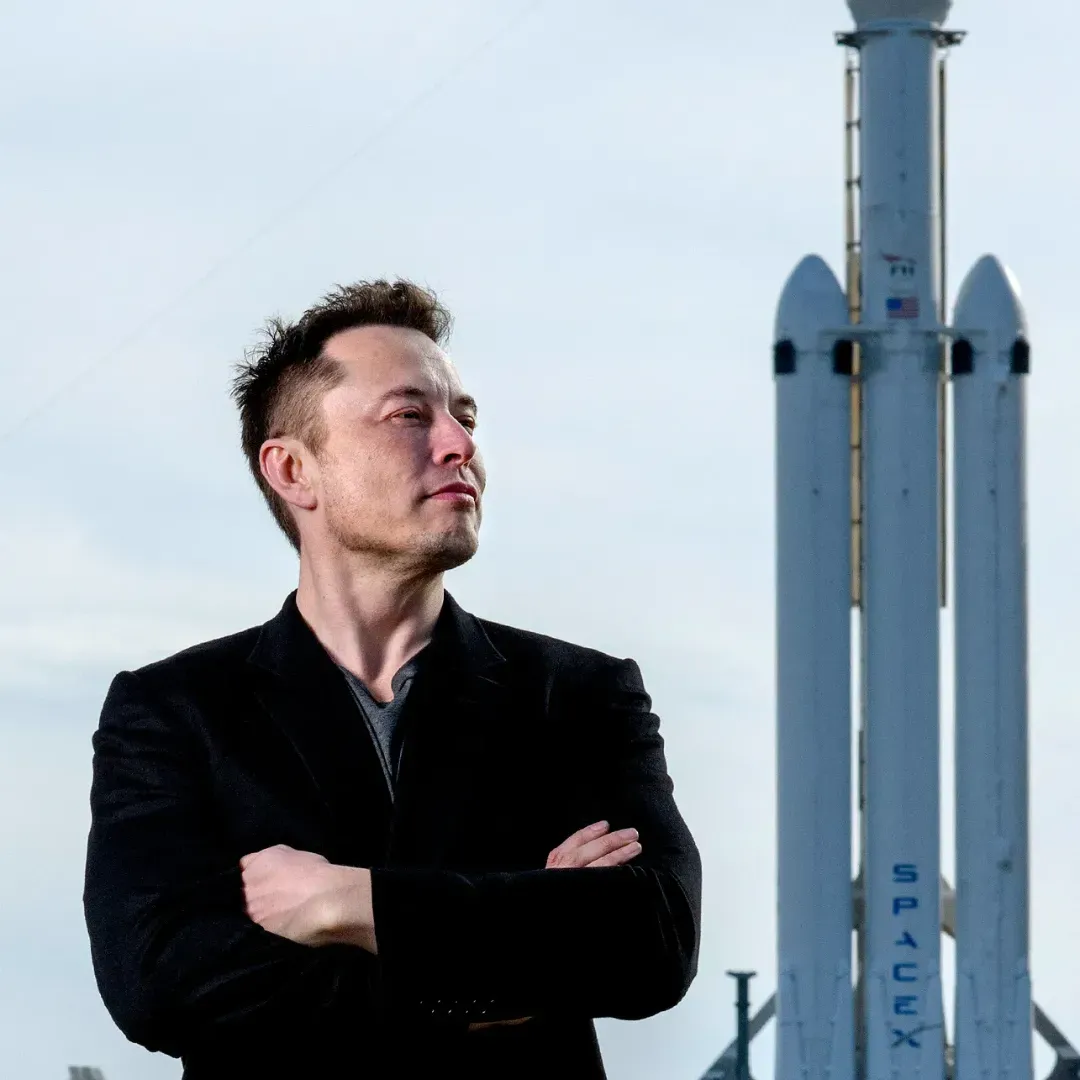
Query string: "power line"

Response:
xmin=0 ymin=0 xmax=546 ymax=445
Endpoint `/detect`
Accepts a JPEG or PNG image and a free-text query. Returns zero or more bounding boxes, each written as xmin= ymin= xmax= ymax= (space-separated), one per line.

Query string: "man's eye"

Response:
xmin=396 ymin=410 xmax=424 ymax=421
xmin=459 ymin=416 xmax=477 ymax=431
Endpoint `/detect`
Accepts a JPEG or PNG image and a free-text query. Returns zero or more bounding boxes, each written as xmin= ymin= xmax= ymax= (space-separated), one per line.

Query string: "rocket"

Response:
xmin=773 ymin=3 xmax=1032 ymax=1080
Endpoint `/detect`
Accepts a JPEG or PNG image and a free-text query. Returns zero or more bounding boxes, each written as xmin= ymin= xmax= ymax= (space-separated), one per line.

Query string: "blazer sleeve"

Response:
xmin=370 ymin=655 xmax=702 ymax=1025
xmin=83 ymin=669 xmax=381 ymax=1059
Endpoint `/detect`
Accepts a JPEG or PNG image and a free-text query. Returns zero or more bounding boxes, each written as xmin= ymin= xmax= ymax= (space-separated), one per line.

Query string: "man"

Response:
xmin=84 ymin=279 xmax=701 ymax=1079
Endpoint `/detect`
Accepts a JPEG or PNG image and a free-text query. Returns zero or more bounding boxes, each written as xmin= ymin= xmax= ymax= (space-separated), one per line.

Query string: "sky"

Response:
xmin=2 ymin=0 xmax=1079 ymax=1077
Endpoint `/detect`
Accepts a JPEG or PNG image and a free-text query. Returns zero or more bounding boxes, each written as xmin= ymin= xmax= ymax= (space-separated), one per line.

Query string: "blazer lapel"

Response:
xmin=387 ymin=593 xmax=510 ymax=869
xmin=246 ymin=592 xmax=394 ymax=863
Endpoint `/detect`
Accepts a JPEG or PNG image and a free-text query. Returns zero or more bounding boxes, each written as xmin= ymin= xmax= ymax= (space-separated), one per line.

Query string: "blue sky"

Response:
xmin=2 ymin=1 xmax=1078 ymax=1077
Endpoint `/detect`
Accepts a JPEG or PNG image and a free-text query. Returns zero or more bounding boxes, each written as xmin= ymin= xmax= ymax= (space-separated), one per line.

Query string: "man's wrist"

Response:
xmin=321 ymin=865 xmax=378 ymax=953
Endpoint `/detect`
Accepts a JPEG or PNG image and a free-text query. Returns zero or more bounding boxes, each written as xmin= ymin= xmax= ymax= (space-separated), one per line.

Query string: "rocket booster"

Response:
xmin=952 ymin=257 xmax=1033 ymax=1080
xmin=774 ymin=256 xmax=854 ymax=1080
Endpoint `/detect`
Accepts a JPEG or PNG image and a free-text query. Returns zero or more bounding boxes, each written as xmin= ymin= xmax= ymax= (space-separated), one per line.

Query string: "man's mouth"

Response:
xmin=429 ymin=482 xmax=478 ymax=503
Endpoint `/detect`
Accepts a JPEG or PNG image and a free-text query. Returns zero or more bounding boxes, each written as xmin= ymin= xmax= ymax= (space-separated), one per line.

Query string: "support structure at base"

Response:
xmin=696 ymin=886 xmax=1079 ymax=1080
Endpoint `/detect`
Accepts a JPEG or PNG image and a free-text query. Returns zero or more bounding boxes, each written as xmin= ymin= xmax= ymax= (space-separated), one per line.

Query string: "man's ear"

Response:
xmin=260 ymin=437 xmax=318 ymax=512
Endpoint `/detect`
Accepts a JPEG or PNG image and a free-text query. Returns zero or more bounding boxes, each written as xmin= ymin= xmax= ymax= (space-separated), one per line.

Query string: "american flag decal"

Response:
xmin=887 ymin=296 xmax=920 ymax=319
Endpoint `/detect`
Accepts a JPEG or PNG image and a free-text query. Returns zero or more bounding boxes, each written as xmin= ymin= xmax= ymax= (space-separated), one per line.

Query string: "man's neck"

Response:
xmin=295 ymin=554 xmax=444 ymax=701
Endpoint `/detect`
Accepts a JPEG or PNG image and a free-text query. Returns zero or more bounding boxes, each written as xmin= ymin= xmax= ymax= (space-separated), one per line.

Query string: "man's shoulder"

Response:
xmin=473 ymin=614 xmax=632 ymax=677
xmin=470 ymin=615 xmax=650 ymax=711
xmin=124 ymin=621 xmax=263 ymax=692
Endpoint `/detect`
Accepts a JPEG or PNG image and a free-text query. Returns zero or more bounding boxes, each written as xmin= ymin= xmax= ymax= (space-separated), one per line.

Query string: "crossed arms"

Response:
xmin=239 ymin=821 xmax=643 ymax=1030
xmin=83 ymin=658 xmax=701 ymax=1058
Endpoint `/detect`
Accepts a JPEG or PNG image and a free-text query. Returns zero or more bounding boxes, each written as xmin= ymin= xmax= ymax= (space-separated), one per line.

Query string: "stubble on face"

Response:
xmin=323 ymin=464 xmax=481 ymax=573
xmin=310 ymin=326 xmax=484 ymax=576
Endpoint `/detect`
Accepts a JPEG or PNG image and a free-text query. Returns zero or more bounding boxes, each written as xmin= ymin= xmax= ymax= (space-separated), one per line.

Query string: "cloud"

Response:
xmin=0 ymin=508 xmax=284 ymax=690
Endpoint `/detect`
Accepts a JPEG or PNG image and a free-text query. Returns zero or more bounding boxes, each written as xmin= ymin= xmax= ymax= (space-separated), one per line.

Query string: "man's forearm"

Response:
xmin=247 ymin=824 xmax=645 ymax=959
xmin=369 ymin=860 xmax=699 ymax=1024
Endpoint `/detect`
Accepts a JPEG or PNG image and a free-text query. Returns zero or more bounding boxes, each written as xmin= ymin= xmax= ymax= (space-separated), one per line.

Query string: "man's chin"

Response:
xmin=412 ymin=530 xmax=479 ymax=573
xmin=329 ymin=519 xmax=479 ymax=571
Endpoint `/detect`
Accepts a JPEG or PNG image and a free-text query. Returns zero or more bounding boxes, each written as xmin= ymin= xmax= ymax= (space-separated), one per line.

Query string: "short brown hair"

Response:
xmin=231 ymin=279 xmax=454 ymax=552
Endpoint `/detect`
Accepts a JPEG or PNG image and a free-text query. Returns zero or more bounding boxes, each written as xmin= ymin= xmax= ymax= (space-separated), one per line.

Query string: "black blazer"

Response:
xmin=84 ymin=591 xmax=701 ymax=1079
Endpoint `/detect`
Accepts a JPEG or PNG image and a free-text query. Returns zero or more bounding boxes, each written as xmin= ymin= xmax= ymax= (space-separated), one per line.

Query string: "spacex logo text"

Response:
xmin=891 ymin=863 xmax=921 ymax=1047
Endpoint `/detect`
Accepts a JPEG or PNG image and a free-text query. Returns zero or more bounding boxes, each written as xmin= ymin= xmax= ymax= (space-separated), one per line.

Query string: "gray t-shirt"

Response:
xmin=338 ymin=654 xmax=423 ymax=797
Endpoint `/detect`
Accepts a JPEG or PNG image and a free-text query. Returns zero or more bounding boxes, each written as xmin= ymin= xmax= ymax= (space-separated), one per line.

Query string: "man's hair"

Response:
xmin=231 ymin=278 xmax=454 ymax=552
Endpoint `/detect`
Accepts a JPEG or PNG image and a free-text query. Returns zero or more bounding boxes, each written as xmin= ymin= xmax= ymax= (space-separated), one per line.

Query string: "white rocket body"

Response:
xmin=952 ymin=257 xmax=1033 ymax=1080
xmin=772 ymin=3 xmax=1033 ymax=1080
xmin=774 ymin=257 xmax=854 ymax=1080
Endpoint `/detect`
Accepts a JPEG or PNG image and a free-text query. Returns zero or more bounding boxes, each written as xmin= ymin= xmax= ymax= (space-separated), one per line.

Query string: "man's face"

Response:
xmin=305 ymin=324 xmax=485 ymax=572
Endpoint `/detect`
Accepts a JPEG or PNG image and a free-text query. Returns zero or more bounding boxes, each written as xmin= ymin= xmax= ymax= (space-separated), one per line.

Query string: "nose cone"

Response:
xmin=953 ymin=255 xmax=1028 ymax=340
xmin=775 ymin=255 xmax=849 ymax=344
xmin=847 ymin=0 xmax=951 ymax=25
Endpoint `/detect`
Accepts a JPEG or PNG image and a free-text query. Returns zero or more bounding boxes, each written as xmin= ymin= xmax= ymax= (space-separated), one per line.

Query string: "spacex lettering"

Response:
xmin=892 ymin=864 xmax=921 ymax=1039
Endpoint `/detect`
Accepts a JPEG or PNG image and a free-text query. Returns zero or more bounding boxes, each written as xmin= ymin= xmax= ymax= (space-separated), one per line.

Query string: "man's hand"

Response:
xmin=467 ymin=821 xmax=642 ymax=1032
xmin=240 ymin=844 xmax=377 ymax=953
xmin=545 ymin=820 xmax=641 ymax=870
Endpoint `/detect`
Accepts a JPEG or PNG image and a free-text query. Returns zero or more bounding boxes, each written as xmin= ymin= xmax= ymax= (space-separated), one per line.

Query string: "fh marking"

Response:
xmin=883 ymin=253 xmax=917 ymax=279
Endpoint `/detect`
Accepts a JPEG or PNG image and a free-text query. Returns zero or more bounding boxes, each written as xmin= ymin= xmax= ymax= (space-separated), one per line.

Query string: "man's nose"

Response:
xmin=434 ymin=414 xmax=477 ymax=465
